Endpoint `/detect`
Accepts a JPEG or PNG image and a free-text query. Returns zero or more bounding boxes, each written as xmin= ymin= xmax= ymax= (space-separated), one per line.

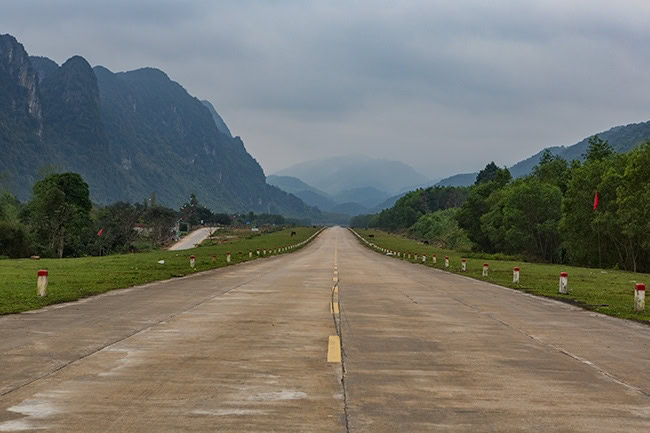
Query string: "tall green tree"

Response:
xmin=30 ymin=173 xmax=92 ymax=258
xmin=616 ymin=143 xmax=650 ymax=272
xmin=481 ymin=179 xmax=562 ymax=261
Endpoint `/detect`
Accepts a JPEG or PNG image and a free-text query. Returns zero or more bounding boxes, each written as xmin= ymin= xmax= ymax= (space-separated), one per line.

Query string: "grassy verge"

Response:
xmin=0 ymin=227 xmax=321 ymax=315
xmin=352 ymin=228 xmax=649 ymax=323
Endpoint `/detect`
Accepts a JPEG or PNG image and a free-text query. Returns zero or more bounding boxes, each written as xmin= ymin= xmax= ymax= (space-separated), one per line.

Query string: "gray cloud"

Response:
xmin=2 ymin=0 xmax=650 ymax=177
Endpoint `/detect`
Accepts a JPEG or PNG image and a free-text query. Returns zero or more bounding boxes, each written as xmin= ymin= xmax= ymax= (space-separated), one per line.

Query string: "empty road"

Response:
xmin=168 ymin=227 xmax=215 ymax=251
xmin=1 ymin=227 xmax=649 ymax=432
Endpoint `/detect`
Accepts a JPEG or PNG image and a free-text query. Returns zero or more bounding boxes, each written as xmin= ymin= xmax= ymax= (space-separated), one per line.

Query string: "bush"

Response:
xmin=0 ymin=221 xmax=31 ymax=258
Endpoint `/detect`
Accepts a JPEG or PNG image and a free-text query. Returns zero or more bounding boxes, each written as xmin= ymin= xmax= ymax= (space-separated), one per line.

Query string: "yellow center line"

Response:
xmin=330 ymin=302 xmax=339 ymax=314
xmin=327 ymin=336 xmax=341 ymax=363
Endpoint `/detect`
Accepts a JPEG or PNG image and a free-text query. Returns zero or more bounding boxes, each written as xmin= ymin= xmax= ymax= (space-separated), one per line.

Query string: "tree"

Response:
xmin=481 ymin=179 xmax=562 ymax=261
xmin=616 ymin=143 xmax=650 ymax=272
xmin=0 ymin=221 xmax=31 ymax=258
xmin=457 ymin=168 xmax=510 ymax=252
xmin=409 ymin=209 xmax=470 ymax=250
xmin=143 ymin=206 xmax=177 ymax=248
xmin=30 ymin=173 xmax=92 ymax=258
xmin=533 ymin=150 xmax=569 ymax=192
xmin=93 ymin=202 xmax=142 ymax=254
xmin=584 ymin=135 xmax=614 ymax=163
xmin=475 ymin=162 xmax=511 ymax=185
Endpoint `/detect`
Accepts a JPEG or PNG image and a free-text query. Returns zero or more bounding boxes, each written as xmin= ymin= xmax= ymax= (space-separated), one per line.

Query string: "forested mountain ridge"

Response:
xmin=0 ymin=33 xmax=316 ymax=217
xmin=436 ymin=120 xmax=650 ymax=186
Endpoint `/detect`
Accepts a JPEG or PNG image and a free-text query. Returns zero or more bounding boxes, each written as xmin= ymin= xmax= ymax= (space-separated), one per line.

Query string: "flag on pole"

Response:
xmin=97 ymin=228 xmax=104 ymax=236
xmin=593 ymin=191 xmax=598 ymax=210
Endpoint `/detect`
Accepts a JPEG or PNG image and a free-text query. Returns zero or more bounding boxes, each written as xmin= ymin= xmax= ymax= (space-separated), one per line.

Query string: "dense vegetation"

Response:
xmin=353 ymin=136 xmax=650 ymax=273
xmin=0 ymin=172 xmax=303 ymax=259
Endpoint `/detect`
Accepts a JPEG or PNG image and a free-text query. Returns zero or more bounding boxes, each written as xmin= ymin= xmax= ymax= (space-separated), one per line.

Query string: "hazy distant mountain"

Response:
xmin=0 ymin=34 xmax=318 ymax=218
xmin=268 ymin=174 xmax=394 ymax=215
xmin=331 ymin=186 xmax=390 ymax=209
xmin=436 ymin=120 xmax=650 ymax=187
xmin=330 ymin=202 xmax=368 ymax=216
xmin=274 ymin=156 xmax=430 ymax=196
xmin=436 ymin=172 xmax=477 ymax=187
xmin=266 ymin=175 xmax=337 ymax=211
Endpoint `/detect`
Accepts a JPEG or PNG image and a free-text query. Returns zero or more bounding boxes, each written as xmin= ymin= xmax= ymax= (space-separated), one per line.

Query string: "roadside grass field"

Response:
xmin=353 ymin=229 xmax=649 ymax=323
xmin=0 ymin=227 xmax=320 ymax=315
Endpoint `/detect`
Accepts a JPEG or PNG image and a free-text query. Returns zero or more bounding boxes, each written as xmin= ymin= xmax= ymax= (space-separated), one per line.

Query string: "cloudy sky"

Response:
xmin=2 ymin=0 xmax=650 ymax=178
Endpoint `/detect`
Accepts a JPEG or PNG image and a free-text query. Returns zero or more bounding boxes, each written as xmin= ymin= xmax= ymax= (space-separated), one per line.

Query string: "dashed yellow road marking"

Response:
xmin=330 ymin=302 xmax=339 ymax=314
xmin=333 ymin=271 xmax=338 ymax=275
xmin=333 ymin=276 xmax=338 ymax=282
xmin=327 ymin=336 xmax=341 ymax=363
xmin=333 ymin=286 xmax=338 ymax=294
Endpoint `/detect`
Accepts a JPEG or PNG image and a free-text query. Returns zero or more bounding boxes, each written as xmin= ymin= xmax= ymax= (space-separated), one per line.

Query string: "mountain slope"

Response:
xmin=436 ymin=121 xmax=650 ymax=187
xmin=274 ymin=156 xmax=430 ymax=196
xmin=201 ymin=99 xmax=232 ymax=138
xmin=0 ymin=33 xmax=317 ymax=218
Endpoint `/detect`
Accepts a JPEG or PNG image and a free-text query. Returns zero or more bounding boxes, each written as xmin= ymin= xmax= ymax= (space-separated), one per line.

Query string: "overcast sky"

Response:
xmin=3 ymin=0 xmax=650 ymax=178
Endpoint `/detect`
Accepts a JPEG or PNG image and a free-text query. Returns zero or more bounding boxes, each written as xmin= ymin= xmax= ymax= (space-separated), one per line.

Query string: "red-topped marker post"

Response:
xmin=226 ymin=252 xmax=231 ymax=263
xmin=445 ymin=256 xmax=450 ymax=268
xmin=461 ymin=258 xmax=467 ymax=272
xmin=513 ymin=267 xmax=520 ymax=284
xmin=189 ymin=255 xmax=196 ymax=268
xmin=635 ymin=283 xmax=645 ymax=312
xmin=482 ymin=263 xmax=489 ymax=277
xmin=37 ymin=270 xmax=48 ymax=297
xmin=559 ymin=272 xmax=568 ymax=294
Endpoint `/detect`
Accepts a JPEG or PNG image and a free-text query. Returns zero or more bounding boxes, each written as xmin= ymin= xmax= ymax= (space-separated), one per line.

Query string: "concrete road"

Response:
xmin=1 ymin=227 xmax=649 ymax=432
xmin=168 ymin=227 xmax=215 ymax=251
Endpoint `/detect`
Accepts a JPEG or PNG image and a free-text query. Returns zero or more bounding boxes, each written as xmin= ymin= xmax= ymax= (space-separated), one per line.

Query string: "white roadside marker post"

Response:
xmin=445 ymin=256 xmax=449 ymax=268
xmin=249 ymin=250 xmax=253 ymax=258
xmin=559 ymin=272 xmax=568 ymax=294
xmin=635 ymin=283 xmax=645 ymax=312
xmin=482 ymin=263 xmax=489 ymax=277
xmin=422 ymin=254 xmax=426 ymax=263
xmin=257 ymin=248 xmax=260 ymax=256
xmin=37 ymin=270 xmax=48 ymax=297
xmin=226 ymin=252 xmax=231 ymax=263
xmin=432 ymin=254 xmax=437 ymax=264
xmin=190 ymin=255 xmax=196 ymax=268
xmin=461 ymin=258 xmax=466 ymax=272
xmin=513 ymin=267 xmax=520 ymax=284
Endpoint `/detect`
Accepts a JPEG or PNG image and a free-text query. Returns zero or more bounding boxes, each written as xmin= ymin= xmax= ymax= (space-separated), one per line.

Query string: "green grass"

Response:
xmin=0 ymin=227 xmax=320 ymax=315
xmin=353 ymin=228 xmax=649 ymax=323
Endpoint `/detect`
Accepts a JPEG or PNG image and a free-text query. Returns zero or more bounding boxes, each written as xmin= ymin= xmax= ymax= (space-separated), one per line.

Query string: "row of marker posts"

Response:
xmin=348 ymin=228 xmax=646 ymax=313
xmin=35 ymin=228 xmax=325 ymax=298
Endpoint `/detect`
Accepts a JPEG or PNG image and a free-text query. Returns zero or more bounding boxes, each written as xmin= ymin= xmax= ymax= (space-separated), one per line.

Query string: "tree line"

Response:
xmin=0 ymin=172 xmax=300 ymax=259
xmin=352 ymin=136 xmax=650 ymax=272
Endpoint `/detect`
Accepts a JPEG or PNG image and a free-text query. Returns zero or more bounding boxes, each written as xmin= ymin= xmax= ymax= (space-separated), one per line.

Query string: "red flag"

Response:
xmin=97 ymin=228 xmax=104 ymax=236
xmin=593 ymin=192 xmax=598 ymax=210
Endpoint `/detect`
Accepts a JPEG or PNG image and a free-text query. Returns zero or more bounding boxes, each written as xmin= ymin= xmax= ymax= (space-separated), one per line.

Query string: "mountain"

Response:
xmin=267 ymin=174 xmax=393 ymax=215
xmin=369 ymin=192 xmax=408 ymax=213
xmin=331 ymin=186 xmax=390 ymax=209
xmin=0 ymin=34 xmax=317 ymax=218
xmin=330 ymin=202 xmax=368 ymax=216
xmin=201 ymin=100 xmax=232 ymax=138
xmin=274 ymin=156 xmax=430 ymax=196
xmin=436 ymin=121 xmax=650 ymax=187
xmin=436 ymin=172 xmax=477 ymax=187
xmin=266 ymin=175 xmax=337 ymax=210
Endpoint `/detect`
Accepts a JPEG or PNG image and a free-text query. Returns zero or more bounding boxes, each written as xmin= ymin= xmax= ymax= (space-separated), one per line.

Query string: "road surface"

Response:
xmin=168 ymin=227 xmax=215 ymax=251
xmin=0 ymin=227 xmax=648 ymax=432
